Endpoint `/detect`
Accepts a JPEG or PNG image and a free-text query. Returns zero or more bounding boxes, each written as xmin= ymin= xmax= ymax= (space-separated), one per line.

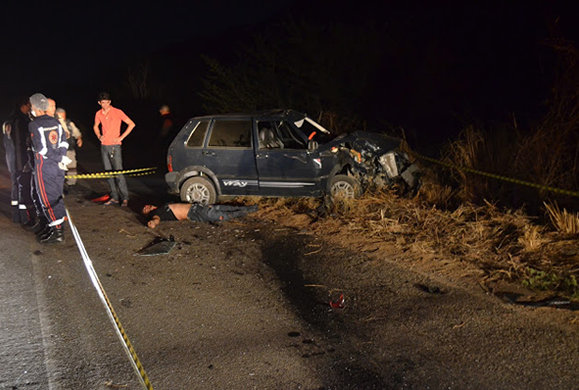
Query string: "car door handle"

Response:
xmin=202 ymin=151 xmax=216 ymax=156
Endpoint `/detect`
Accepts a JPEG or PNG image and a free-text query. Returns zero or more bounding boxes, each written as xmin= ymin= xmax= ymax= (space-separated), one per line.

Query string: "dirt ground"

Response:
xmin=47 ymin=163 xmax=579 ymax=389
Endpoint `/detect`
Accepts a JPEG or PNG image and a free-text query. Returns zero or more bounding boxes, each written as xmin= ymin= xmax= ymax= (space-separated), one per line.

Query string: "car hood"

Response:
xmin=318 ymin=131 xmax=402 ymax=156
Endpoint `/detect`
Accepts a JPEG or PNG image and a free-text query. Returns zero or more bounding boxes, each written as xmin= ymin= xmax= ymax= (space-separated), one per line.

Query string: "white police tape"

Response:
xmin=65 ymin=208 xmax=153 ymax=389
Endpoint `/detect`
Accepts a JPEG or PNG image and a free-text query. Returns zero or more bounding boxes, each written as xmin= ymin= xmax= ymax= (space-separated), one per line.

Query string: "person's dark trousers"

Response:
xmin=28 ymin=172 xmax=47 ymax=229
xmin=5 ymin=138 xmax=20 ymax=222
xmin=16 ymin=170 xmax=34 ymax=224
xmin=33 ymin=156 xmax=66 ymax=228
xmin=6 ymin=169 xmax=34 ymax=224
xmin=187 ymin=204 xmax=258 ymax=222
xmin=9 ymin=171 xmax=20 ymax=222
xmin=100 ymin=145 xmax=129 ymax=202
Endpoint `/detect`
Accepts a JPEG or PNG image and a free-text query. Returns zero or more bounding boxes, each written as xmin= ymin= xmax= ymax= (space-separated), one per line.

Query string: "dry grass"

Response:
xmin=518 ymin=225 xmax=548 ymax=252
xmin=544 ymin=201 xmax=579 ymax=236
xmin=441 ymin=126 xmax=516 ymax=205
xmin=396 ymin=159 xmax=455 ymax=209
xmin=441 ymin=122 xmax=579 ymax=213
xmin=341 ymin=193 xmax=579 ymax=298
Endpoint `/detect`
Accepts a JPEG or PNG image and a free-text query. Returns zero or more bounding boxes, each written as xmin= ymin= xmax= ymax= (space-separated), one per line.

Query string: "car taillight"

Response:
xmin=167 ymin=155 xmax=173 ymax=172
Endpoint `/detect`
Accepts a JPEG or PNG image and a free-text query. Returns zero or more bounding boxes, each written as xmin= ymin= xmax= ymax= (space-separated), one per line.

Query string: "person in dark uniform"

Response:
xmin=141 ymin=202 xmax=258 ymax=229
xmin=2 ymin=97 xmax=33 ymax=224
xmin=28 ymin=93 xmax=71 ymax=244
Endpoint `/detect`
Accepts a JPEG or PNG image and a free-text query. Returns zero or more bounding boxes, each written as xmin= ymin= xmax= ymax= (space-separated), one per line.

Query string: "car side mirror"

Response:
xmin=307 ymin=140 xmax=318 ymax=152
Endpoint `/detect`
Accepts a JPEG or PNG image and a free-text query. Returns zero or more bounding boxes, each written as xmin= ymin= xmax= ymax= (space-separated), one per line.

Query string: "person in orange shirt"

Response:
xmin=93 ymin=92 xmax=135 ymax=207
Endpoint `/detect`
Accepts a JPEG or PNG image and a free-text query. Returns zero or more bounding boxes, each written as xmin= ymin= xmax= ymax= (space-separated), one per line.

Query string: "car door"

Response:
xmin=203 ymin=118 xmax=259 ymax=196
xmin=254 ymin=119 xmax=323 ymax=196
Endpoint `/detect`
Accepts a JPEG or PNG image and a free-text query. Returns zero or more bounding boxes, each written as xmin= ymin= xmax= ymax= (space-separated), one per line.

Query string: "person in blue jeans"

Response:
xmin=92 ymin=92 xmax=135 ymax=207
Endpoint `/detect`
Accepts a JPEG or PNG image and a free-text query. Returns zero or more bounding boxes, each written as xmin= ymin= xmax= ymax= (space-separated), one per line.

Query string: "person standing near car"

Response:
xmin=56 ymin=107 xmax=82 ymax=187
xmin=28 ymin=93 xmax=71 ymax=244
xmin=158 ymin=104 xmax=174 ymax=140
xmin=2 ymin=97 xmax=33 ymax=224
xmin=93 ymin=91 xmax=135 ymax=207
xmin=46 ymin=98 xmax=57 ymax=117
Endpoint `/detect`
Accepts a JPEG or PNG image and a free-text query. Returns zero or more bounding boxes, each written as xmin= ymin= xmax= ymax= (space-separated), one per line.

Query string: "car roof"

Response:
xmin=192 ymin=109 xmax=304 ymax=121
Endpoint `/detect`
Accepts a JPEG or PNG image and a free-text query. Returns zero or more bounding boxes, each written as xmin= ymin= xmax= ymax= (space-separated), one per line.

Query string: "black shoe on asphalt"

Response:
xmin=40 ymin=226 xmax=64 ymax=244
xmin=37 ymin=225 xmax=52 ymax=241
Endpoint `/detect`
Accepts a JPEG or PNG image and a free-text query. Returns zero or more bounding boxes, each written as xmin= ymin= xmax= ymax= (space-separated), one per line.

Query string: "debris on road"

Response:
xmin=134 ymin=235 xmax=176 ymax=256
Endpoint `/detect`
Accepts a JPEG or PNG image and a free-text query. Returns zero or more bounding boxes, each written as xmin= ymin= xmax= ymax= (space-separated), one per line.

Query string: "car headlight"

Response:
xmin=379 ymin=152 xmax=399 ymax=178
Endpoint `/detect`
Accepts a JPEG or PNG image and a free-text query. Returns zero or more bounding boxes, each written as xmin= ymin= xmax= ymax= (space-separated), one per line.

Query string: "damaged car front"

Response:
xmin=318 ymin=130 xmax=421 ymax=198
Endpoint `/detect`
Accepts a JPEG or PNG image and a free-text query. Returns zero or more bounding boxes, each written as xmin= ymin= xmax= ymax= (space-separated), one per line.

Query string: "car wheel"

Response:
xmin=329 ymin=174 xmax=362 ymax=199
xmin=180 ymin=176 xmax=217 ymax=204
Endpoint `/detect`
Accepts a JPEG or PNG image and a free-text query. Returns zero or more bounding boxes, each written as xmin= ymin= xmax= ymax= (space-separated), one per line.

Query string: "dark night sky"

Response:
xmin=3 ymin=0 xmax=579 ymax=144
xmin=1 ymin=0 xmax=293 ymax=99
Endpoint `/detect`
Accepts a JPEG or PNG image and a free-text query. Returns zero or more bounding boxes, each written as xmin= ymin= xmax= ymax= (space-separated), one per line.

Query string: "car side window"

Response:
xmin=208 ymin=120 xmax=252 ymax=148
xmin=257 ymin=121 xmax=284 ymax=149
xmin=276 ymin=120 xmax=307 ymax=149
xmin=186 ymin=121 xmax=209 ymax=147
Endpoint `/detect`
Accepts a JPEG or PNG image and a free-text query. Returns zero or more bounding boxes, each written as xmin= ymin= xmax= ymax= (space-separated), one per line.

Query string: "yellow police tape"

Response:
xmin=403 ymin=148 xmax=579 ymax=198
xmin=65 ymin=209 xmax=154 ymax=389
xmin=65 ymin=167 xmax=157 ymax=180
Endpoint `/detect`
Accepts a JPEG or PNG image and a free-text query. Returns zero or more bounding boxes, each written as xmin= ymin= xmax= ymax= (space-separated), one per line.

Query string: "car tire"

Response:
xmin=329 ymin=174 xmax=362 ymax=200
xmin=180 ymin=176 xmax=217 ymax=204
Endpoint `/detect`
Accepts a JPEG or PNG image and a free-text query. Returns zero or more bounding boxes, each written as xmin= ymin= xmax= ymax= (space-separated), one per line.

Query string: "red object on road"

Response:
xmin=92 ymin=194 xmax=111 ymax=203
xmin=330 ymin=294 xmax=345 ymax=309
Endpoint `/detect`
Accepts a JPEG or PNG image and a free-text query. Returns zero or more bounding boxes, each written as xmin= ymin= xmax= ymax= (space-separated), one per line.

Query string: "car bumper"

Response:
xmin=165 ymin=172 xmax=179 ymax=194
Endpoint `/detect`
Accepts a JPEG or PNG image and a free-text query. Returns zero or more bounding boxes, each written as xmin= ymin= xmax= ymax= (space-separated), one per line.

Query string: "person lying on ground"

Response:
xmin=141 ymin=202 xmax=258 ymax=229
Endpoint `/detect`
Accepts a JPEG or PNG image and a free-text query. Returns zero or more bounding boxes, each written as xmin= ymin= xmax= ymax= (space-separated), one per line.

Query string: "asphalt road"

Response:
xmin=0 ymin=214 xmax=48 ymax=390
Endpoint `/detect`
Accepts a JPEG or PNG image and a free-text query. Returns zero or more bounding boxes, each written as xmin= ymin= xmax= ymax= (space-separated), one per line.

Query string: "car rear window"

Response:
xmin=208 ymin=120 xmax=252 ymax=148
xmin=186 ymin=121 xmax=210 ymax=147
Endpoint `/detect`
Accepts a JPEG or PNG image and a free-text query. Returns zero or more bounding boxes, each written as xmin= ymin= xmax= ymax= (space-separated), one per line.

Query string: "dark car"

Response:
xmin=165 ymin=109 xmax=420 ymax=204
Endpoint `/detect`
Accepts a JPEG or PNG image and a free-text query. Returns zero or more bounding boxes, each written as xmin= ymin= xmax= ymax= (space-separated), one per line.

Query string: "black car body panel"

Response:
xmin=165 ymin=110 xmax=420 ymax=202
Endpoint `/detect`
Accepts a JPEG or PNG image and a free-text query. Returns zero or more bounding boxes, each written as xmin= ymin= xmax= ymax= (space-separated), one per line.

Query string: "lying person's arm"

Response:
xmin=148 ymin=216 xmax=161 ymax=229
